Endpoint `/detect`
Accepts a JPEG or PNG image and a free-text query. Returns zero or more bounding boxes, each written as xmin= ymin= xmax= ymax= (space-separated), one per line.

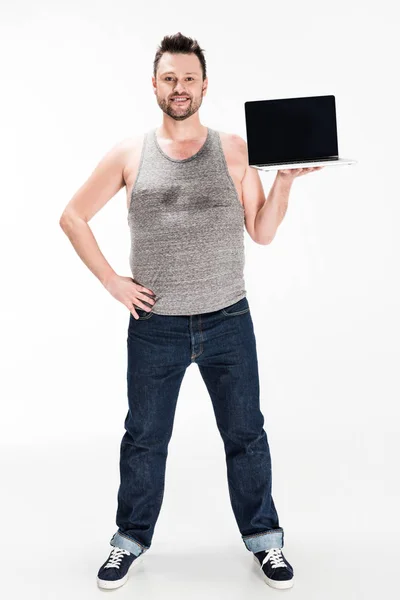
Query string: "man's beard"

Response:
xmin=156 ymin=93 xmax=203 ymax=121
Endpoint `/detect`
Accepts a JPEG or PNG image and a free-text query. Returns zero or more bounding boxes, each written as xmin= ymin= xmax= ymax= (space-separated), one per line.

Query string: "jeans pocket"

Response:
xmin=221 ymin=296 xmax=250 ymax=316
xmin=131 ymin=306 xmax=154 ymax=320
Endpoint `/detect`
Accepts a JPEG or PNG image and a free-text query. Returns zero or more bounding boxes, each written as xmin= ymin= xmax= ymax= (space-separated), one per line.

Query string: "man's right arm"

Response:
xmin=59 ymin=139 xmax=129 ymax=288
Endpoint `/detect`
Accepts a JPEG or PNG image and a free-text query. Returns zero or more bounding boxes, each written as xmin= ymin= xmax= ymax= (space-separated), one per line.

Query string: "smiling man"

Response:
xmin=59 ymin=32 xmax=322 ymax=591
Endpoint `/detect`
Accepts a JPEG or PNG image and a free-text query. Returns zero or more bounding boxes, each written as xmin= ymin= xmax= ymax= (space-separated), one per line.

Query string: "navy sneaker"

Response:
xmin=97 ymin=546 xmax=144 ymax=589
xmin=253 ymin=547 xmax=294 ymax=589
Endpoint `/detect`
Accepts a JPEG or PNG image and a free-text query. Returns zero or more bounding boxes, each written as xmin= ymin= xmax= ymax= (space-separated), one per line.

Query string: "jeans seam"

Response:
xmin=190 ymin=315 xmax=204 ymax=360
xmin=198 ymin=314 xmax=204 ymax=356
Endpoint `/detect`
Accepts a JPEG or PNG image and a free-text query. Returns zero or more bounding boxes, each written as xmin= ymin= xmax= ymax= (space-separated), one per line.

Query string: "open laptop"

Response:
xmin=244 ymin=95 xmax=357 ymax=171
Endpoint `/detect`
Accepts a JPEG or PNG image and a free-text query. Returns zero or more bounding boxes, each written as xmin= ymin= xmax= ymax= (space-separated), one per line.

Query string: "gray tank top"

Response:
xmin=127 ymin=127 xmax=246 ymax=315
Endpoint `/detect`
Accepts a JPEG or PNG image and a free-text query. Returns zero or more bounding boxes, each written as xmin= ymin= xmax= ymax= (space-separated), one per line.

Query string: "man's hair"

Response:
xmin=153 ymin=32 xmax=207 ymax=81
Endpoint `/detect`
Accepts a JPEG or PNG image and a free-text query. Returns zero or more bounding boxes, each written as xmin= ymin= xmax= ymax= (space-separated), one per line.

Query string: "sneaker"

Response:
xmin=97 ymin=546 xmax=144 ymax=589
xmin=253 ymin=547 xmax=294 ymax=589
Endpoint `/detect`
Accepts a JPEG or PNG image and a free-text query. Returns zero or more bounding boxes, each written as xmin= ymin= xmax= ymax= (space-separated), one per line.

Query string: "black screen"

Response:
xmin=244 ymin=95 xmax=338 ymax=164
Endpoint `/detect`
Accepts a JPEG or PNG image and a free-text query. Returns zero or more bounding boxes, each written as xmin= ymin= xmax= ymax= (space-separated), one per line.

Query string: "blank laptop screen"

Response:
xmin=244 ymin=95 xmax=339 ymax=164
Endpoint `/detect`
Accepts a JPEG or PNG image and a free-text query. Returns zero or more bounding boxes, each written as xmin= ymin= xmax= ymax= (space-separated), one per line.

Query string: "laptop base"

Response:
xmin=251 ymin=158 xmax=357 ymax=171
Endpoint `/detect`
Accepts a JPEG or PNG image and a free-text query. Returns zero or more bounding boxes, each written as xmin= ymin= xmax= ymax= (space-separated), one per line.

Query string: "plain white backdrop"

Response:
xmin=1 ymin=1 xmax=399 ymax=598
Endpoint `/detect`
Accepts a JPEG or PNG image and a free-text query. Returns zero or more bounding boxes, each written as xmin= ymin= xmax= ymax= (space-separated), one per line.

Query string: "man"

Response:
xmin=59 ymin=32 xmax=322 ymax=591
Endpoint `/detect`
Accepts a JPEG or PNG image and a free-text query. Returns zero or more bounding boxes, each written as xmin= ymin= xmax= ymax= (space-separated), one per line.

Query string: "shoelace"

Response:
xmin=105 ymin=547 xmax=131 ymax=569
xmin=260 ymin=548 xmax=286 ymax=570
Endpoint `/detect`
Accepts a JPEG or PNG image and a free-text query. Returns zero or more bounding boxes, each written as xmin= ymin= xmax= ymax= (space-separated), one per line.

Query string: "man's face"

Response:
xmin=153 ymin=52 xmax=207 ymax=121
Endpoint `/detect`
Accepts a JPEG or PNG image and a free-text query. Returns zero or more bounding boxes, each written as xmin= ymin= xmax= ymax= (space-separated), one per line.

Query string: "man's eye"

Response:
xmin=165 ymin=77 xmax=194 ymax=81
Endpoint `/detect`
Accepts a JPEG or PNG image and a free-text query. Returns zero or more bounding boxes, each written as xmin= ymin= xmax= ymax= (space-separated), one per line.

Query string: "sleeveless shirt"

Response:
xmin=127 ymin=127 xmax=247 ymax=315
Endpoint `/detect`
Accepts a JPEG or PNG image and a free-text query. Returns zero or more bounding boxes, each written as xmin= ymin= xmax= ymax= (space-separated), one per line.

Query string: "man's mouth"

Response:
xmin=170 ymin=97 xmax=190 ymax=104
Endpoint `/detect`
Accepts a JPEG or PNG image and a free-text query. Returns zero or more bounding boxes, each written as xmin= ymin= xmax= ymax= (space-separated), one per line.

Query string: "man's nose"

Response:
xmin=173 ymin=83 xmax=187 ymax=94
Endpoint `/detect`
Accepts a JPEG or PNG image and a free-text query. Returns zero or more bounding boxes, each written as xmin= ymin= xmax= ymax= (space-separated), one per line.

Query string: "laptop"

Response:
xmin=244 ymin=95 xmax=357 ymax=171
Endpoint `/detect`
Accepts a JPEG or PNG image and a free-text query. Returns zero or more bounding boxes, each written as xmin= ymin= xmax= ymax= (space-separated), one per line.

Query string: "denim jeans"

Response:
xmin=110 ymin=295 xmax=284 ymax=557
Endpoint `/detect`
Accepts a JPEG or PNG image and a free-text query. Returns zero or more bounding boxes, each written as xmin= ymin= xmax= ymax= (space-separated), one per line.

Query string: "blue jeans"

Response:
xmin=110 ymin=295 xmax=284 ymax=556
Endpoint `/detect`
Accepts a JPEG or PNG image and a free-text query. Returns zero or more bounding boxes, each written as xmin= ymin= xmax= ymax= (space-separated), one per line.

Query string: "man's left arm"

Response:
xmin=253 ymin=171 xmax=294 ymax=245
xmin=236 ymin=136 xmax=323 ymax=245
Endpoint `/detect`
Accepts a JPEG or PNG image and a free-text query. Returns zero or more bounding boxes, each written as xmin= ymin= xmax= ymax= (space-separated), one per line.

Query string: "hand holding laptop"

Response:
xmin=277 ymin=166 xmax=325 ymax=179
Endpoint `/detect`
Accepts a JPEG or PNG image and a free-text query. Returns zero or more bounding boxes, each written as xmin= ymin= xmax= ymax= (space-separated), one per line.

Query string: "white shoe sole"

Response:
xmin=97 ymin=552 xmax=145 ymax=589
xmin=252 ymin=554 xmax=294 ymax=589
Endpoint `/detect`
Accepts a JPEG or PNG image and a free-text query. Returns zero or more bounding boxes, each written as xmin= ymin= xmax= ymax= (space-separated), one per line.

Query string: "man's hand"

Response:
xmin=277 ymin=166 xmax=324 ymax=180
xmin=105 ymin=274 xmax=157 ymax=319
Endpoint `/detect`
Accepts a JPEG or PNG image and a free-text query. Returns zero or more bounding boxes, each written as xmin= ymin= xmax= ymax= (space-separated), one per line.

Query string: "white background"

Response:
xmin=1 ymin=1 xmax=399 ymax=598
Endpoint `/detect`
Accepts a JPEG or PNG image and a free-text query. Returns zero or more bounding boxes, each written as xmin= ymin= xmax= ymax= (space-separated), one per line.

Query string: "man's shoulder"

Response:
xmin=112 ymin=133 xmax=148 ymax=175
xmin=217 ymin=130 xmax=248 ymax=162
